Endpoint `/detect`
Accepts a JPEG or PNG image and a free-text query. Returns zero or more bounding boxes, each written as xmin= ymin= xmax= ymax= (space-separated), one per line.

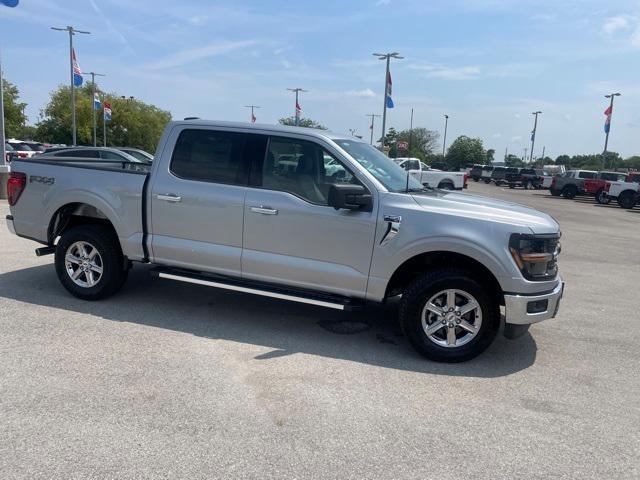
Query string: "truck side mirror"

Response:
xmin=328 ymin=184 xmax=372 ymax=211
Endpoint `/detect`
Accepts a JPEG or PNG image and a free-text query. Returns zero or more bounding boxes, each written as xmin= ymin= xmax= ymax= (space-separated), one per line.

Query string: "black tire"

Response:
xmin=55 ymin=224 xmax=128 ymax=301
xmin=508 ymin=184 xmax=515 ymax=189
xmin=473 ymin=177 xmax=479 ymax=182
xmin=399 ymin=268 xmax=500 ymax=362
xmin=562 ymin=185 xmax=577 ymax=199
xmin=617 ymin=191 xmax=636 ymax=209
xmin=595 ymin=189 xmax=610 ymax=205
xmin=550 ymin=188 xmax=561 ymax=197
xmin=483 ymin=179 xmax=491 ymax=184
xmin=438 ymin=181 xmax=454 ymax=190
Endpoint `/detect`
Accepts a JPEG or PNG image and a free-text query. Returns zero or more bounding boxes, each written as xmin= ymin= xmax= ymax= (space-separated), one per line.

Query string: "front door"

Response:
xmin=150 ymin=127 xmax=256 ymax=277
xmin=242 ymin=136 xmax=378 ymax=298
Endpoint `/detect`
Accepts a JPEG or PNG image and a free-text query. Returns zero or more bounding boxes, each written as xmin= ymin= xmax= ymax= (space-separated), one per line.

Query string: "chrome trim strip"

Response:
xmin=380 ymin=215 xmax=401 ymax=246
xmin=158 ymin=272 xmax=345 ymax=310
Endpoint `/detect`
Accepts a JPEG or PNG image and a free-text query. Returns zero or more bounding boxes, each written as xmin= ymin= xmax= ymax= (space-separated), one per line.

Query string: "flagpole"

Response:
xmin=87 ymin=72 xmax=105 ymax=147
xmin=442 ymin=114 xmax=449 ymax=156
xmin=0 ymin=50 xmax=6 ymax=168
xmin=373 ymin=52 xmax=403 ymax=151
xmin=365 ymin=114 xmax=381 ymax=146
xmin=51 ymin=26 xmax=90 ymax=146
xmin=529 ymin=111 xmax=541 ymax=164
xmin=603 ymin=93 xmax=620 ymax=168
xmin=103 ymin=96 xmax=107 ymax=147
xmin=244 ymin=105 xmax=260 ymax=123
xmin=286 ymin=88 xmax=306 ymax=126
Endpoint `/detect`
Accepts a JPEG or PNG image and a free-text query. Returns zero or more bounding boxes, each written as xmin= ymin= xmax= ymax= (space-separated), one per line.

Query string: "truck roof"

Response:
xmin=169 ymin=119 xmax=358 ymax=143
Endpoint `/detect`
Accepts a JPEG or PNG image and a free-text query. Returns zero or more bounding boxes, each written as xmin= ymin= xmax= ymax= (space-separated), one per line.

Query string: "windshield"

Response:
xmin=334 ymin=140 xmax=423 ymax=192
xmin=9 ymin=142 xmax=32 ymax=151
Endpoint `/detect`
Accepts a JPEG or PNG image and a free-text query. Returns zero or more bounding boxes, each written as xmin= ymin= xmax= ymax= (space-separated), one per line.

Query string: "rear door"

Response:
xmin=242 ymin=135 xmax=377 ymax=298
xmin=149 ymin=127 xmax=262 ymax=277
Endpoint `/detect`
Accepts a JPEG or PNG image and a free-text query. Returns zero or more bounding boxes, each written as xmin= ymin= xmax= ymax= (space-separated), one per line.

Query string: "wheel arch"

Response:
xmin=384 ymin=251 xmax=504 ymax=306
xmin=47 ymin=202 xmax=119 ymax=246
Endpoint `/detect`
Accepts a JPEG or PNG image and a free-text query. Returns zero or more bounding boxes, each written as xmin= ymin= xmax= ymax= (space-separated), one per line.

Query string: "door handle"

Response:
xmin=250 ymin=205 xmax=278 ymax=215
xmin=157 ymin=194 xmax=182 ymax=202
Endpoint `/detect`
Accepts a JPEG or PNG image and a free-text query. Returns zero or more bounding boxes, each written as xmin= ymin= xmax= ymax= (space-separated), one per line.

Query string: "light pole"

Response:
xmin=442 ymin=114 xmax=449 ymax=156
xmin=365 ymin=114 xmax=381 ymax=145
xmin=51 ymin=26 xmax=90 ymax=146
xmin=408 ymin=108 xmax=414 ymax=153
xmin=529 ymin=111 xmax=541 ymax=163
xmin=603 ymin=92 xmax=621 ymax=169
xmin=286 ymin=88 xmax=307 ymax=126
xmin=373 ymin=52 xmax=403 ymax=149
xmin=244 ymin=105 xmax=260 ymax=123
xmin=86 ymin=72 xmax=105 ymax=146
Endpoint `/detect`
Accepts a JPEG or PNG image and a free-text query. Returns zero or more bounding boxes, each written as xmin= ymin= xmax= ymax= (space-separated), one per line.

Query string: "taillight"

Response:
xmin=464 ymin=173 xmax=469 ymax=185
xmin=7 ymin=172 xmax=26 ymax=206
xmin=18 ymin=152 xmax=27 ymax=158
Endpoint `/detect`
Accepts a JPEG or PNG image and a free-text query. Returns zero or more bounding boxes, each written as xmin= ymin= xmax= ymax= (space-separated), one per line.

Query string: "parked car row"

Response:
xmin=395 ymin=157 xmax=468 ymax=190
xmin=549 ymin=169 xmax=640 ymax=209
xmin=469 ymin=165 xmax=553 ymax=189
xmin=4 ymin=141 xmax=153 ymax=165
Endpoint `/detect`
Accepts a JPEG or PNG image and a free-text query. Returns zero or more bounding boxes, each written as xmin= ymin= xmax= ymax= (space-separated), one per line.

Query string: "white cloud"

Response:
xmin=346 ymin=88 xmax=376 ymax=98
xmin=603 ymin=15 xmax=632 ymax=35
xmin=492 ymin=133 xmax=502 ymax=138
xmin=375 ymin=0 xmax=391 ymax=5
xmin=514 ymin=113 xmax=521 ymax=119
xmin=280 ymin=59 xmax=292 ymax=69
xmin=144 ymin=40 xmax=258 ymax=70
xmin=632 ymin=26 xmax=640 ymax=48
xmin=409 ymin=63 xmax=480 ymax=80
xmin=510 ymin=136 xmax=522 ymax=143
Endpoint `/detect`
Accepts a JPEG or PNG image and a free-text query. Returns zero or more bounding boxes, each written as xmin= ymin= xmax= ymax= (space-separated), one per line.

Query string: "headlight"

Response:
xmin=509 ymin=233 xmax=561 ymax=281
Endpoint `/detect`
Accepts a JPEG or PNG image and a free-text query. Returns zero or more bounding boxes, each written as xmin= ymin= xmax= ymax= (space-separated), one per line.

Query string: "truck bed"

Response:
xmin=8 ymin=158 xmax=149 ymax=261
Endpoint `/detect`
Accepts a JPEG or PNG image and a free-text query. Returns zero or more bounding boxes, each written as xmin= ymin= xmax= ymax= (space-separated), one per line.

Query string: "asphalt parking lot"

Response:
xmin=1 ymin=183 xmax=638 ymax=479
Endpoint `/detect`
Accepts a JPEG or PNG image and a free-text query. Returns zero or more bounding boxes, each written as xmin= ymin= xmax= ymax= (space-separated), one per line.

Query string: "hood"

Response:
xmin=411 ymin=191 xmax=559 ymax=234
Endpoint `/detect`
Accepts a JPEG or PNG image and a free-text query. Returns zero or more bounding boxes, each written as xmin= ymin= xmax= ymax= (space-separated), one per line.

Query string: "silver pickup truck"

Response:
xmin=6 ymin=120 xmax=563 ymax=362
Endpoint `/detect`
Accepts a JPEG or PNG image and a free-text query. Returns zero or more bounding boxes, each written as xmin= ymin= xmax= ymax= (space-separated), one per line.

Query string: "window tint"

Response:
xmin=56 ymin=149 xmax=100 ymax=158
xmin=260 ymin=137 xmax=357 ymax=205
xmin=578 ymin=171 xmax=596 ymax=179
xmin=101 ymin=150 xmax=127 ymax=161
xmin=171 ymin=129 xmax=246 ymax=184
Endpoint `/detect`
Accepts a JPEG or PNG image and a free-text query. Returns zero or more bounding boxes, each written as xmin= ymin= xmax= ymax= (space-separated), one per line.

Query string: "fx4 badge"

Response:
xmin=30 ymin=175 xmax=55 ymax=185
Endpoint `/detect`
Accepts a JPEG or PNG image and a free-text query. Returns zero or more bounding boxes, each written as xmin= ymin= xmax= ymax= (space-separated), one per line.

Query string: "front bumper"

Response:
xmin=504 ymin=278 xmax=564 ymax=325
xmin=5 ymin=215 xmax=16 ymax=235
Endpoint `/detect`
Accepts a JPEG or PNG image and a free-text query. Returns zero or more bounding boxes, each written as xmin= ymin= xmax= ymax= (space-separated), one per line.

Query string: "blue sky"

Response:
xmin=2 ymin=0 xmax=639 ymax=157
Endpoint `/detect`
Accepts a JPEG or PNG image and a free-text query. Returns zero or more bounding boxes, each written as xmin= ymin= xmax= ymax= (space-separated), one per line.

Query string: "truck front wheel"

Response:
xmin=399 ymin=268 xmax=500 ymax=362
xmin=55 ymin=224 xmax=128 ymax=301
xmin=617 ymin=191 xmax=637 ymax=209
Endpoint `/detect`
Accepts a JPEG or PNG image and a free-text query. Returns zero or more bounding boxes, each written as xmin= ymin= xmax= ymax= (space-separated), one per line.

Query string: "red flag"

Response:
xmin=251 ymin=113 xmax=256 ymax=123
xmin=295 ymin=101 xmax=302 ymax=117
xmin=604 ymin=105 xmax=612 ymax=116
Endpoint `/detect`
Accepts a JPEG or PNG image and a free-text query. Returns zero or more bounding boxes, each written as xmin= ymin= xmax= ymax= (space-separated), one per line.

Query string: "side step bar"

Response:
xmin=151 ymin=267 xmax=363 ymax=311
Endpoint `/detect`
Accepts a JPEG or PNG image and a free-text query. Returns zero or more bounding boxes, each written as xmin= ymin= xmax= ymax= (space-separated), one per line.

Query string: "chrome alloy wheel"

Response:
xmin=65 ymin=241 xmax=104 ymax=288
xmin=421 ymin=289 xmax=482 ymax=348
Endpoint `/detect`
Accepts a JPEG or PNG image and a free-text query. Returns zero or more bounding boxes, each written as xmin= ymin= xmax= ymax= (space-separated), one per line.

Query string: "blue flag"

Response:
xmin=0 ymin=0 xmax=19 ymax=7
xmin=94 ymin=92 xmax=101 ymax=110
xmin=72 ymin=48 xmax=83 ymax=87
xmin=386 ymin=70 xmax=394 ymax=108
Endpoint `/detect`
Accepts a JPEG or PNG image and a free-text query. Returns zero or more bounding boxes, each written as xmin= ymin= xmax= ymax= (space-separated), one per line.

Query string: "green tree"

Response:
xmin=486 ymin=148 xmax=495 ymax=164
xmin=624 ymin=156 xmax=640 ymax=169
xmin=394 ymin=127 xmax=439 ymax=160
xmin=445 ymin=136 xmax=485 ymax=170
xmin=2 ymin=75 xmax=27 ymax=139
xmin=505 ymin=154 xmax=524 ymax=167
xmin=555 ymin=155 xmax=571 ymax=166
xmin=35 ymin=84 xmax=171 ymax=152
xmin=278 ymin=116 xmax=327 ymax=130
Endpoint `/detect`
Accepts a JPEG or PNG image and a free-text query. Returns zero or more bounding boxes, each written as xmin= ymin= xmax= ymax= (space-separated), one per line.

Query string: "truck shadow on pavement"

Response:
xmin=0 ymin=264 xmax=537 ymax=378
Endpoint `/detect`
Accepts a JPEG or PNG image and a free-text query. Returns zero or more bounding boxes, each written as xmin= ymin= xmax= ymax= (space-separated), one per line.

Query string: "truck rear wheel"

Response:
xmin=399 ymin=268 xmax=500 ymax=362
xmin=550 ymin=188 xmax=561 ymax=196
xmin=438 ymin=181 xmax=454 ymax=190
xmin=54 ymin=224 xmax=128 ymax=301
xmin=617 ymin=191 xmax=636 ymax=209
xmin=562 ymin=185 xmax=577 ymax=199
xmin=595 ymin=189 xmax=610 ymax=205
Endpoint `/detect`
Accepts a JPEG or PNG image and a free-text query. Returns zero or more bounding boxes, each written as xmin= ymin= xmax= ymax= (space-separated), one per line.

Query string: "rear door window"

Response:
xmin=170 ymin=129 xmax=248 ymax=185
xmin=56 ymin=149 xmax=100 ymax=158
xmin=578 ymin=171 xmax=596 ymax=179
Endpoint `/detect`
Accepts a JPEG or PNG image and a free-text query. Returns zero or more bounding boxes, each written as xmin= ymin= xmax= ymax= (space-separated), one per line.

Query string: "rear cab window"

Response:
xmin=170 ymin=129 xmax=264 ymax=185
xmin=578 ymin=171 xmax=596 ymax=179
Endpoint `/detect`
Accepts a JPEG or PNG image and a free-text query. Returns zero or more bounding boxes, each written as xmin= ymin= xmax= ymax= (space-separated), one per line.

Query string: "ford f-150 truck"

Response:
xmin=549 ymin=169 xmax=597 ymax=198
xmin=583 ymin=171 xmax=628 ymax=204
xmin=604 ymin=172 xmax=640 ymax=209
xmin=394 ymin=158 xmax=467 ymax=190
xmin=6 ymin=120 xmax=563 ymax=362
